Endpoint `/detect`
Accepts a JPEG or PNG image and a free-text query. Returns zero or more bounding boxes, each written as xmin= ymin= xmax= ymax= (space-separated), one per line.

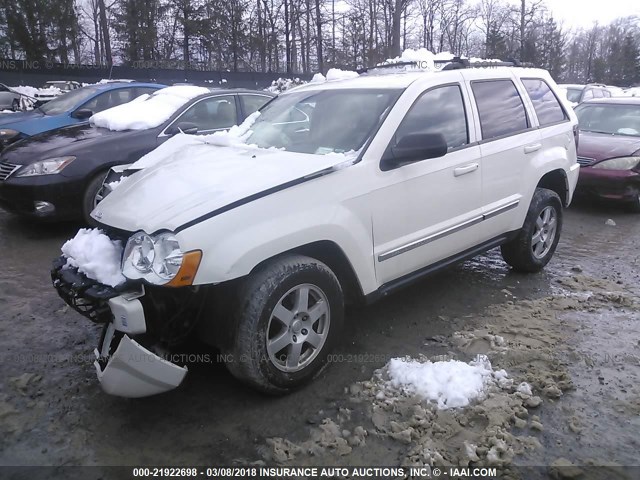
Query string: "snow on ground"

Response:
xmin=61 ymin=228 xmax=125 ymax=287
xmin=384 ymin=355 xmax=511 ymax=409
xmin=91 ymin=85 xmax=209 ymax=131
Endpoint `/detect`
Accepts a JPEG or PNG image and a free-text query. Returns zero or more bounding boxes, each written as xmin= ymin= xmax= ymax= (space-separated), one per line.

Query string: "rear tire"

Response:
xmin=225 ymin=254 xmax=343 ymax=394
xmin=501 ymin=188 xmax=563 ymax=273
xmin=82 ymin=171 xmax=109 ymax=225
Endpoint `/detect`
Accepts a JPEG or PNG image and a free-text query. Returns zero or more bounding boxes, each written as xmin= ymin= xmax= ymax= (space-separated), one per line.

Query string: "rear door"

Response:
xmin=464 ymin=71 xmax=542 ymax=237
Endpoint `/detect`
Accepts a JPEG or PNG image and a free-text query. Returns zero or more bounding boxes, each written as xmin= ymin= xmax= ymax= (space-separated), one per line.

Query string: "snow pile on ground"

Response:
xmin=61 ymin=228 xmax=125 ymax=287
xmin=384 ymin=355 xmax=508 ymax=409
xmin=310 ymin=68 xmax=359 ymax=84
xmin=91 ymin=85 xmax=209 ymax=131
xmin=266 ymin=77 xmax=306 ymax=93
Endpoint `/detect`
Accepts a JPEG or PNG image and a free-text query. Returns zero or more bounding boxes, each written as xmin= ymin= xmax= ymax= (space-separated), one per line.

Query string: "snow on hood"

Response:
xmin=93 ymin=142 xmax=356 ymax=233
xmin=384 ymin=355 xmax=512 ymax=409
xmin=61 ymin=228 xmax=126 ymax=287
xmin=90 ymin=86 xmax=209 ymax=131
xmin=129 ymin=111 xmax=260 ymax=170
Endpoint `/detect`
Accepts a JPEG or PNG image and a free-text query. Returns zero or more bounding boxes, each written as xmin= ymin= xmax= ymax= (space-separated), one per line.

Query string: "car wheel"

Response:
xmin=225 ymin=254 xmax=344 ymax=394
xmin=12 ymin=99 xmax=20 ymax=112
xmin=627 ymin=193 xmax=640 ymax=213
xmin=501 ymin=188 xmax=563 ymax=273
xmin=82 ymin=171 xmax=109 ymax=225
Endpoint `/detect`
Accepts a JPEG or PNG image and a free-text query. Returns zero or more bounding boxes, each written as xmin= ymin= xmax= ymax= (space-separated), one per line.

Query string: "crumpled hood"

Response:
xmin=578 ymin=131 xmax=640 ymax=161
xmin=92 ymin=143 xmax=353 ymax=233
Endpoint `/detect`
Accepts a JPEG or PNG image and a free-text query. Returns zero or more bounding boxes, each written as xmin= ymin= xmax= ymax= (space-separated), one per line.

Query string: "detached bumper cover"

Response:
xmin=52 ymin=257 xmax=188 ymax=397
xmin=96 ymin=325 xmax=187 ymax=398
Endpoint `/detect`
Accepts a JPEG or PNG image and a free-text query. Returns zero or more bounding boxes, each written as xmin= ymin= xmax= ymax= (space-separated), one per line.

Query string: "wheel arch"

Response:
xmin=250 ymin=240 xmax=366 ymax=306
xmin=536 ymin=169 xmax=569 ymax=207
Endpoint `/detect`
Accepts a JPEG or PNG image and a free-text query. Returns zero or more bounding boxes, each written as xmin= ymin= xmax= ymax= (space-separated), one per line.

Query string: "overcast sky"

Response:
xmin=531 ymin=0 xmax=640 ymax=28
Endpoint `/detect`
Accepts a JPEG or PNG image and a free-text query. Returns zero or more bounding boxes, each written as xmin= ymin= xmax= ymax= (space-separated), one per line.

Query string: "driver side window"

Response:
xmin=393 ymin=85 xmax=468 ymax=151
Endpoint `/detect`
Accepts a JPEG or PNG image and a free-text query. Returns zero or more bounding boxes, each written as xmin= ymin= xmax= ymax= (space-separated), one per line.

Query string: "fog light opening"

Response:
xmin=34 ymin=201 xmax=55 ymax=215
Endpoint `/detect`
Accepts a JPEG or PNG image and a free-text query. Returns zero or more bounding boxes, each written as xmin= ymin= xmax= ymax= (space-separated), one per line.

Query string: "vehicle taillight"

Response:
xmin=573 ymin=124 xmax=579 ymax=150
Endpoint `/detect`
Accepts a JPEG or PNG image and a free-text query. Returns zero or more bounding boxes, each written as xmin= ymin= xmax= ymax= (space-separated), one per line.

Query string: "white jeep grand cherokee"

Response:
xmin=52 ymin=62 xmax=580 ymax=397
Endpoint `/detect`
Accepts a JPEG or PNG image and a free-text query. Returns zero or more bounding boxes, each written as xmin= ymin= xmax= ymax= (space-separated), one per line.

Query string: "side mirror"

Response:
xmin=73 ymin=109 xmax=93 ymax=120
xmin=166 ymin=122 xmax=199 ymax=136
xmin=381 ymin=132 xmax=448 ymax=170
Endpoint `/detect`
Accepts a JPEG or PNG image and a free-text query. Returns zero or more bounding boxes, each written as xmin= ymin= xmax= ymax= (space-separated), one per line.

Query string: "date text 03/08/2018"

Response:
xmin=131 ymin=466 xmax=498 ymax=478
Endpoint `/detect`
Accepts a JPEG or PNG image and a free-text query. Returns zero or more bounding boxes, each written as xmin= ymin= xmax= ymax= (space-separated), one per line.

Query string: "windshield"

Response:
xmin=575 ymin=104 xmax=640 ymax=136
xmin=246 ymin=88 xmax=402 ymax=155
xmin=40 ymin=85 xmax=102 ymax=115
xmin=565 ymin=88 xmax=583 ymax=103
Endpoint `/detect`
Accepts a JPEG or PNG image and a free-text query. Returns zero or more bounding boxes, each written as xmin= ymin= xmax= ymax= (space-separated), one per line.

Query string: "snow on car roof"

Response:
xmin=91 ymin=85 xmax=209 ymax=131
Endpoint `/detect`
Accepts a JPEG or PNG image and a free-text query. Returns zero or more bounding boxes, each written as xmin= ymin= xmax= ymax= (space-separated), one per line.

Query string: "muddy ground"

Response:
xmin=0 ymin=199 xmax=639 ymax=479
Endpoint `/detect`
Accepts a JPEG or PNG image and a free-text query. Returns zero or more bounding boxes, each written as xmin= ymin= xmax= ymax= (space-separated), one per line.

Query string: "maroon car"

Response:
xmin=574 ymin=97 xmax=640 ymax=211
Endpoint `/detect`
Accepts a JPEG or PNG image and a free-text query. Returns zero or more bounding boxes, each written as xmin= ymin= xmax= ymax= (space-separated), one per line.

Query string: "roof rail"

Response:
xmin=358 ymin=57 xmax=534 ymax=74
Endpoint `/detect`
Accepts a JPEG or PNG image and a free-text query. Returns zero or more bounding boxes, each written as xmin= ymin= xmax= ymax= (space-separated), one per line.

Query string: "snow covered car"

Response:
xmin=574 ymin=97 xmax=640 ymax=211
xmin=0 ymin=83 xmax=23 ymax=112
xmin=34 ymin=81 xmax=81 ymax=104
xmin=51 ymin=60 xmax=579 ymax=397
xmin=0 ymin=82 xmax=164 ymax=150
xmin=558 ymin=83 xmax=611 ymax=108
xmin=0 ymin=87 xmax=273 ymax=222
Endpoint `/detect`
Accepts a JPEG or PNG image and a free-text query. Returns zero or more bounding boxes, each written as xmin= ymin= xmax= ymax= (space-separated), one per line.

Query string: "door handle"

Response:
xmin=453 ymin=163 xmax=479 ymax=177
xmin=524 ymin=143 xmax=542 ymax=154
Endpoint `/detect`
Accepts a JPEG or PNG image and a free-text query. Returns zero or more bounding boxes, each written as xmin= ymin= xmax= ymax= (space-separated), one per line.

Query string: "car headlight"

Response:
xmin=0 ymin=128 xmax=20 ymax=141
xmin=122 ymin=231 xmax=201 ymax=286
xmin=592 ymin=156 xmax=640 ymax=170
xmin=15 ymin=156 xmax=76 ymax=177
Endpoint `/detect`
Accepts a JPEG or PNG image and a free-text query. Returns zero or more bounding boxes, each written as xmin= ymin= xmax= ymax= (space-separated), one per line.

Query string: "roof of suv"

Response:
xmin=290 ymin=66 xmax=551 ymax=92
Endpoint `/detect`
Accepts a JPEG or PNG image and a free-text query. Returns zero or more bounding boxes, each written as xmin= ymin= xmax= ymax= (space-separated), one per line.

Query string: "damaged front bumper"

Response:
xmin=52 ymin=257 xmax=188 ymax=397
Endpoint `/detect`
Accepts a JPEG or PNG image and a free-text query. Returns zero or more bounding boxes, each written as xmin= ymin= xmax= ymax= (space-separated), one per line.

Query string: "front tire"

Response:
xmin=12 ymin=99 xmax=20 ymax=112
xmin=82 ymin=171 xmax=109 ymax=225
xmin=501 ymin=188 xmax=563 ymax=273
xmin=627 ymin=192 xmax=640 ymax=213
xmin=225 ymin=254 xmax=344 ymax=394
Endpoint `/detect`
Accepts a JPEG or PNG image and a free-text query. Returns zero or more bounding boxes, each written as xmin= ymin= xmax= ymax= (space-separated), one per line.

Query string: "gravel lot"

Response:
xmin=0 ymin=199 xmax=639 ymax=479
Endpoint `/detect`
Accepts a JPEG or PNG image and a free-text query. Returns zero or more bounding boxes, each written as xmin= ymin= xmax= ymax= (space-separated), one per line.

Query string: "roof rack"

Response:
xmin=358 ymin=57 xmax=534 ymax=74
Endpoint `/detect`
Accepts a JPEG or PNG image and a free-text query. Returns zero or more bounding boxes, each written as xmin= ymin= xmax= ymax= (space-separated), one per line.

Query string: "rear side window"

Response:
xmin=394 ymin=84 xmax=468 ymax=150
xmin=241 ymin=94 xmax=272 ymax=116
xmin=522 ymin=79 xmax=567 ymax=126
xmin=471 ymin=80 xmax=529 ymax=140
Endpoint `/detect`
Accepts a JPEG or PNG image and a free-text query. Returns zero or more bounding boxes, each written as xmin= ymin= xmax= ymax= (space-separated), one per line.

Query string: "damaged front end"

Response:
xmin=51 ymin=257 xmax=206 ymax=397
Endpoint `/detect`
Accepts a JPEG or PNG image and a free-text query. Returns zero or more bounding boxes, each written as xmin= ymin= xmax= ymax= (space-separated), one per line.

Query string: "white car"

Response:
xmin=0 ymin=83 xmax=22 ymax=111
xmin=34 ymin=80 xmax=81 ymax=103
xmin=52 ymin=61 xmax=580 ymax=397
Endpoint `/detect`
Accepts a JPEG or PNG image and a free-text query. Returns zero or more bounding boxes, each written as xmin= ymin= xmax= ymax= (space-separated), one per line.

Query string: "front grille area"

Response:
xmin=577 ymin=156 xmax=595 ymax=167
xmin=0 ymin=161 xmax=20 ymax=180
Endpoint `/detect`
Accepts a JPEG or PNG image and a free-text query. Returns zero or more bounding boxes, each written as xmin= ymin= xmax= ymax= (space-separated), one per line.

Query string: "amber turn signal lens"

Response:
xmin=166 ymin=250 xmax=202 ymax=287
